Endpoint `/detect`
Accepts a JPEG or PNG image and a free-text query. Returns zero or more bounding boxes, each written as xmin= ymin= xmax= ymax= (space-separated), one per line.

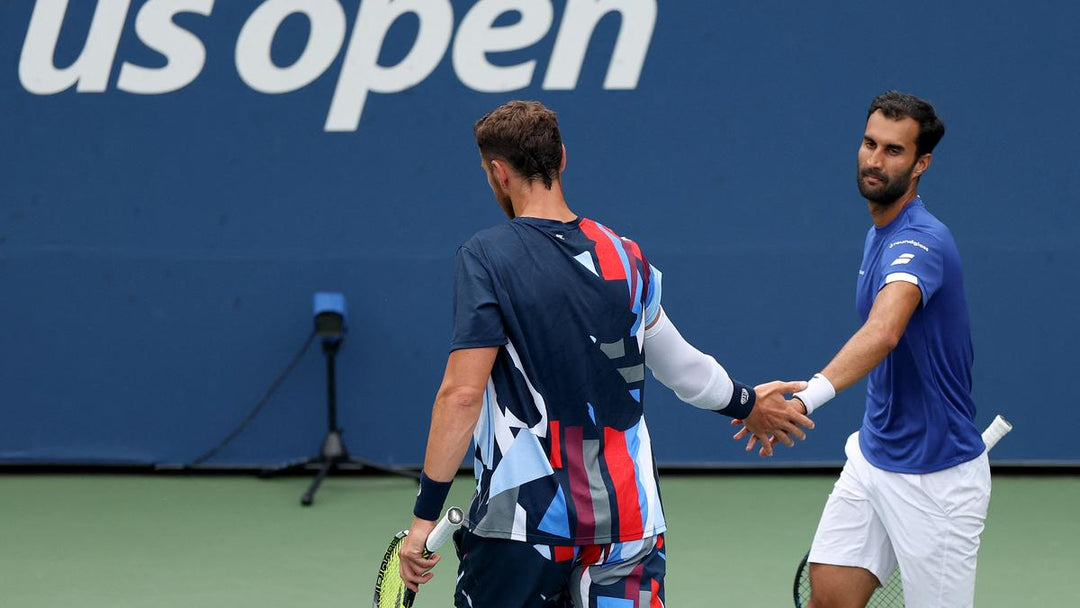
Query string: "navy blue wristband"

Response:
xmin=413 ymin=471 xmax=453 ymax=521
xmin=715 ymin=380 xmax=756 ymax=419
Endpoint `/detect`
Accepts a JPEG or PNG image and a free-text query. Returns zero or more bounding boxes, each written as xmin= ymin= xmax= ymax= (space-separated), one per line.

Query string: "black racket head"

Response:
xmin=793 ymin=551 xmax=811 ymax=607
xmin=868 ymin=568 xmax=903 ymax=607
xmin=793 ymin=550 xmax=905 ymax=607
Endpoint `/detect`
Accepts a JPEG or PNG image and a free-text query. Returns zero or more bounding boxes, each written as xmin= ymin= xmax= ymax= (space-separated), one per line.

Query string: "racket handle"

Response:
xmin=424 ymin=506 xmax=464 ymax=554
xmin=981 ymin=414 xmax=1013 ymax=451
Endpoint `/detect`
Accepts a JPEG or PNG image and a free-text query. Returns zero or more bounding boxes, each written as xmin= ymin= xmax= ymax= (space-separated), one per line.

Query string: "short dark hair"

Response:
xmin=474 ymin=101 xmax=563 ymax=189
xmin=868 ymin=91 xmax=945 ymax=157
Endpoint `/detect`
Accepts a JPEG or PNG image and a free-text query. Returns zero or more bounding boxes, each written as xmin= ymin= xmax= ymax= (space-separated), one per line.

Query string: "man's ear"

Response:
xmin=491 ymin=159 xmax=510 ymax=187
xmin=559 ymin=145 xmax=567 ymax=173
xmin=914 ymin=153 xmax=932 ymax=178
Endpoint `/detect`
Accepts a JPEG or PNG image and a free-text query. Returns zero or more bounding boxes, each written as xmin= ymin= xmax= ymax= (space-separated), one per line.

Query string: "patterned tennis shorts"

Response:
xmin=453 ymin=528 xmax=666 ymax=608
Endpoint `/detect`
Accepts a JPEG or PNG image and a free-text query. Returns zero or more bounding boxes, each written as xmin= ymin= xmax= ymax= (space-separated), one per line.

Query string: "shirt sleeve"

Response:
xmin=644 ymin=263 xmax=663 ymax=327
xmin=450 ymin=245 xmax=507 ymax=351
xmin=876 ymin=230 xmax=944 ymax=306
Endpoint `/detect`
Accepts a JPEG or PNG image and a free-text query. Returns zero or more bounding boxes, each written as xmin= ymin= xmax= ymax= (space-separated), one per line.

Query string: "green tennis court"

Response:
xmin=2 ymin=472 xmax=1076 ymax=607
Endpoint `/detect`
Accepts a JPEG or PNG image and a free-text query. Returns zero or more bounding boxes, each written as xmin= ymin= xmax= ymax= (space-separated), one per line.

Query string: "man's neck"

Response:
xmin=511 ymin=181 xmax=576 ymax=222
xmin=868 ymin=189 xmax=919 ymax=228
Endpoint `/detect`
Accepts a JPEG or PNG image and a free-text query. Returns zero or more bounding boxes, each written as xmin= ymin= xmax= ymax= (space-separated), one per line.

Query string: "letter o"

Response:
xmin=236 ymin=0 xmax=346 ymax=94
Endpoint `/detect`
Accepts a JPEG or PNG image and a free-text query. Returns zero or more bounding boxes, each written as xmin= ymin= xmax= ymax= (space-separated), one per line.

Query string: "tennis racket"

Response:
xmin=373 ymin=506 xmax=465 ymax=608
xmin=793 ymin=414 xmax=1013 ymax=607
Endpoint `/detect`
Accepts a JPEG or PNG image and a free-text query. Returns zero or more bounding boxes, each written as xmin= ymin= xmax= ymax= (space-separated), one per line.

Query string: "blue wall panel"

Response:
xmin=1 ymin=0 xmax=1077 ymax=466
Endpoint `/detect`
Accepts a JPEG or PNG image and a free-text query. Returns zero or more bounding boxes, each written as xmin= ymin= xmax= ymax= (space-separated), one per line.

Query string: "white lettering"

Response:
xmin=15 ymin=0 xmax=658 ymax=131
xmin=19 ymin=0 xmax=130 ymax=94
xmin=117 ymin=0 xmax=214 ymax=95
xmin=543 ymin=0 xmax=656 ymax=90
xmin=888 ymin=239 xmax=930 ymax=252
xmin=453 ymin=0 xmax=553 ymax=93
xmin=325 ymin=0 xmax=454 ymax=132
xmin=235 ymin=0 xmax=346 ymax=94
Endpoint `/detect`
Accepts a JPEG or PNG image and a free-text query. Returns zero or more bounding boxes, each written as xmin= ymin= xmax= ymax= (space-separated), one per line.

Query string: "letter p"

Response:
xmin=325 ymin=0 xmax=453 ymax=132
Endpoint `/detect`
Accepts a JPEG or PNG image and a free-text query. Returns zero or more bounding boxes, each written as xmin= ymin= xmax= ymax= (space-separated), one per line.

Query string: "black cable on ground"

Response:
xmin=184 ymin=330 xmax=316 ymax=468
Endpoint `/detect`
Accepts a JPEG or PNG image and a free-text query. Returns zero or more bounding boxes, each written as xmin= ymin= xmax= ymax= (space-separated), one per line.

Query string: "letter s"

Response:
xmin=117 ymin=0 xmax=214 ymax=95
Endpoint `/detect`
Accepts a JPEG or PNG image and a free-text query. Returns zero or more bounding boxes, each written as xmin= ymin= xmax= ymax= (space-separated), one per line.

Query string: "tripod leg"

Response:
xmin=342 ymin=457 xmax=421 ymax=481
xmin=300 ymin=460 xmax=334 ymax=506
xmin=259 ymin=457 xmax=315 ymax=479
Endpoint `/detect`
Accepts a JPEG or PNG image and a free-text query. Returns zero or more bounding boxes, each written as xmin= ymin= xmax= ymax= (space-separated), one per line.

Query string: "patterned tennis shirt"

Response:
xmin=451 ymin=216 xmax=664 ymax=546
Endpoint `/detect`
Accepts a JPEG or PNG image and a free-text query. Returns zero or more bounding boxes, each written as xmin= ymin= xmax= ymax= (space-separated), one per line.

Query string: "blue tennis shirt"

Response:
xmin=856 ymin=197 xmax=985 ymax=474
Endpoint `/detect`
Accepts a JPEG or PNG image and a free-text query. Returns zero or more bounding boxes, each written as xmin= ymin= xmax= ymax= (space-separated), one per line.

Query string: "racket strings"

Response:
xmin=797 ymin=570 xmax=811 ymax=607
xmin=869 ymin=569 xmax=904 ymax=607
xmin=794 ymin=555 xmax=905 ymax=608
xmin=375 ymin=534 xmax=410 ymax=608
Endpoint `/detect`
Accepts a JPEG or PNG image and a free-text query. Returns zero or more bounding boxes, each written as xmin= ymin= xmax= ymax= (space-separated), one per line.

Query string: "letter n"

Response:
xmin=542 ymin=0 xmax=656 ymax=90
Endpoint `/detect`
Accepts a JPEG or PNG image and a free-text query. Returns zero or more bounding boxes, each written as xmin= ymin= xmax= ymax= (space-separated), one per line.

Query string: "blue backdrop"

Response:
xmin=2 ymin=0 xmax=1077 ymax=467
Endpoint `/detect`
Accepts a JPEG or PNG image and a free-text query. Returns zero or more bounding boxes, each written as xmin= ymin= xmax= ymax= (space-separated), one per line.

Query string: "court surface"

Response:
xmin=2 ymin=472 xmax=1076 ymax=607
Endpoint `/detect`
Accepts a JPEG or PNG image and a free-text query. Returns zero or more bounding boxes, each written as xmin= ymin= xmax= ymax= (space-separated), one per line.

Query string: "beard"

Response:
xmin=495 ymin=189 xmax=515 ymax=219
xmin=856 ymin=161 xmax=915 ymax=206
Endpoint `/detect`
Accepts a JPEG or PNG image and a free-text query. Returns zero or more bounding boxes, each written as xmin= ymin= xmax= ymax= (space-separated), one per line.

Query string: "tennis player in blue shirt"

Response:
xmin=738 ymin=91 xmax=989 ymax=607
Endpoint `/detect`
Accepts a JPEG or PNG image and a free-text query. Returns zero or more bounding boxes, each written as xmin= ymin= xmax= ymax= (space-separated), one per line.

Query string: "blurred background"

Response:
xmin=3 ymin=0 xmax=1077 ymax=469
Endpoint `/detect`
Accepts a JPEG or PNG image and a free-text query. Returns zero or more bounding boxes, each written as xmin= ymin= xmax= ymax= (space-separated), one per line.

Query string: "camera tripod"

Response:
xmin=268 ymin=339 xmax=419 ymax=506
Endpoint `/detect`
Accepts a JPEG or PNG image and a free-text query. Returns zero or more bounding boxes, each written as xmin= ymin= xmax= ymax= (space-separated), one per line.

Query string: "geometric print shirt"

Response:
xmin=451 ymin=216 xmax=665 ymax=545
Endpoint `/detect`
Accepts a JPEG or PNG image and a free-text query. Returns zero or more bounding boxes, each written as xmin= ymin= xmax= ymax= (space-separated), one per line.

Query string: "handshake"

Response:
xmin=729 ymin=380 xmax=814 ymax=458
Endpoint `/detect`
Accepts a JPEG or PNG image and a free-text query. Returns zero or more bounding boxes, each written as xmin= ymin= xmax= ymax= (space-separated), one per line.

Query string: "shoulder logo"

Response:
xmin=890 ymin=253 xmax=915 ymax=266
xmin=888 ymin=239 xmax=930 ymax=252
xmin=555 ymin=233 xmax=565 ymax=240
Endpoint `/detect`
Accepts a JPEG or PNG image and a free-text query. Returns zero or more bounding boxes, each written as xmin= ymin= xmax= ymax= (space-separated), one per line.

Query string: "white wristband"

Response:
xmin=793 ymin=373 xmax=836 ymax=416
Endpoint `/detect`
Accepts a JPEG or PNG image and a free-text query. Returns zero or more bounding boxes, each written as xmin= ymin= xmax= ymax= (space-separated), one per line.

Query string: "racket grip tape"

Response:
xmin=423 ymin=506 xmax=464 ymax=555
xmin=402 ymin=507 xmax=464 ymax=608
xmin=981 ymin=415 xmax=1013 ymax=451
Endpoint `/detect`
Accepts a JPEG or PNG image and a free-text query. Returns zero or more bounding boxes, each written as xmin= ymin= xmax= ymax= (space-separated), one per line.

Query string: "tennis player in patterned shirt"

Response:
xmin=398 ymin=100 xmax=813 ymax=607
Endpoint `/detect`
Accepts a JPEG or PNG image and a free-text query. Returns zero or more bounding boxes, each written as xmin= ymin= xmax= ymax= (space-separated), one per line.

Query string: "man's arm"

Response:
xmin=786 ymin=227 xmax=945 ymax=421
xmin=399 ymin=346 xmax=498 ymax=592
xmin=734 ymin=279 xmax=923 ymax=453
xmin=778 ymin=280 xmax=922 ymax=424
xmin=644 ymin=307 xmax=813 ymax=456
xmin=814 ymin=281 xmax=922 ymax=395
xmin=421 ymin=347 xmax=498 ymax=480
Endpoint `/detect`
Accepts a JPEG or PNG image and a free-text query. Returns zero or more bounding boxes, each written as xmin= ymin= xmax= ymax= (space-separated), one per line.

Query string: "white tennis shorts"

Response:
xmin=809 ymin=432 xmax=991 ymax=608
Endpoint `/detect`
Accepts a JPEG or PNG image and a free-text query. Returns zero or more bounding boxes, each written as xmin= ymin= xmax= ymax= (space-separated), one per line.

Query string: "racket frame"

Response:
xmin=373 ymin=530 xmax=409 ymax=608
xmin=392 ymin=506 xmax=465 ymax=608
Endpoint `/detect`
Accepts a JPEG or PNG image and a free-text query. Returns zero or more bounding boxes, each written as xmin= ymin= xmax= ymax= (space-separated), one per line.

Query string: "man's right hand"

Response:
xmin=399 ymin=517 xmax=440 ymax=592
xmin=732 ymin=380 xmax=814 ymax=457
